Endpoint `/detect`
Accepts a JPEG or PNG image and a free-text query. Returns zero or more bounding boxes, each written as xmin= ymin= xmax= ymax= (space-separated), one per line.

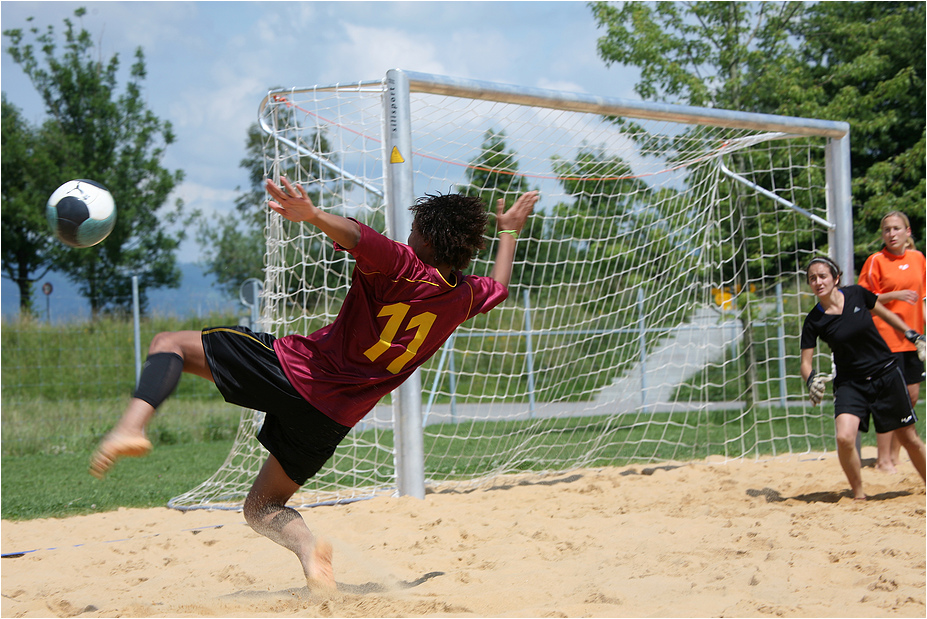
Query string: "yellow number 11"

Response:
xmin=363 ymin=303 xmax=437 ymax=374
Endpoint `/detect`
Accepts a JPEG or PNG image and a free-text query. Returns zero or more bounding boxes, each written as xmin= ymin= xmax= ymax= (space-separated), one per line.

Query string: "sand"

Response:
xmin=2 ymin=447 xmax=925 ymax=618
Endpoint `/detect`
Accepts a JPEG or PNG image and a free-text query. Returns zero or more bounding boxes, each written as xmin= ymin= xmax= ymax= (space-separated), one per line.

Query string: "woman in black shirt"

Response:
xmin=800 ymin=256 xmax=926 ymax=500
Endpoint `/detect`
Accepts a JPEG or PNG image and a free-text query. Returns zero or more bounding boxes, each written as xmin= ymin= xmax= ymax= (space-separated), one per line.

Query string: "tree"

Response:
xmin=590 ymin=2 xmax=805 ymax=111
xmin=199 ymin=119 xmax=372 ymax=311
xmin=457 ymin=130 xmax=543 ymax=290
xmin=197 ymin=123 xmax=267 ymax=298
xmin=3 ymin=9 xmax=187 ymax=316
xmin=1 ymin=95 xmax=61 ymax=315
xmin=781 ymin=2 xmax=925 ymax=262
xmin=550 ymin=146 xmax=650 ymax=293
xmin=589 ymin=2 xmax=815 ymax=274
xmin=590 ymin=1 xmax=926 ymax=265
xmin=459 ymin=130 xmax=530 ymax=208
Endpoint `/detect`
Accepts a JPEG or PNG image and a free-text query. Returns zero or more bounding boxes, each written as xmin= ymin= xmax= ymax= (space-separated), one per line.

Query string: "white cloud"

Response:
xmin=328 ymin=22 xmax=448 ymax=82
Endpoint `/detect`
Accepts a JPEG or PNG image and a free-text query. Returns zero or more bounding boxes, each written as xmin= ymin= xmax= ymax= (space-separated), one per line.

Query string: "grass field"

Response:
xmin=3 ymin=313 xmax=924 ymax=522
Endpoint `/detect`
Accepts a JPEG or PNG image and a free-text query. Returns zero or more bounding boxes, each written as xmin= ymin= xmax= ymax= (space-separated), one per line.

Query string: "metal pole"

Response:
xmin=523 ymin=289 xmax=536 ymax=417
xmin=825 ymin=134 xmax=859 ymax=455
xmin=448 ymin=333 xmax=458 ymax=422
xmin=384 ymin=69 xmax=425 ymax=499
xmin=720 ymin=162 xmax=834 ymax=230
xmin=826 ymin=135 xmax=854 ymax=281
xmin=638 ymin=287 xmax=647 ymax=407
xmin=775 ymin=283 xmax=788 ymax=408
xmin=132 ymin=275 xmax=142 ymax=385
xmin=251 ymin=279 xmax=261 ymax=331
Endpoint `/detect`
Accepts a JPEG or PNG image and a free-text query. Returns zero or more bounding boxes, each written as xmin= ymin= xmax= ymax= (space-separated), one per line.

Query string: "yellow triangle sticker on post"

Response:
xmin=390 ymin=146 xmax=405 ymax=163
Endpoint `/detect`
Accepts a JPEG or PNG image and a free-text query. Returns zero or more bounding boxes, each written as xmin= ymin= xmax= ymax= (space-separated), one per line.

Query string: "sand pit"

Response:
xmin=2 ymin=447 xmax=924 ymax=618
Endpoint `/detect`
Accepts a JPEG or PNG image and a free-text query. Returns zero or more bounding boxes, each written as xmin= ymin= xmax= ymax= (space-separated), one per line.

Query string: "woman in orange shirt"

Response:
xmin=858 ymin=211 xmax=926 ymax=473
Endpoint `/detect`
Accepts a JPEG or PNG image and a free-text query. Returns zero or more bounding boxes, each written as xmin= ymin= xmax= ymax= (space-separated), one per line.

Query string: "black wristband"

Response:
xmin=806 ymin=370 xmax=816 ymax=389
xmin=905 ymin=329 xmax=922 ymax=344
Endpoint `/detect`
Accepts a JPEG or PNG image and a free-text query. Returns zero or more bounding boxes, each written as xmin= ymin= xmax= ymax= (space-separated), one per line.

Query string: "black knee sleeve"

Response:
xmin=133 ymin=352 xmax=184 ymax=409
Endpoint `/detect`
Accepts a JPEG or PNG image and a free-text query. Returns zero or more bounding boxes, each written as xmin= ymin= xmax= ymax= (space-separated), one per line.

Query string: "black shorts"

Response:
xmin=201 ymin=326 xmax=351 ymax=485
xmin=893 ymin=351 xmax=925 ymax=385
xmin=833 ymin=364 xmax=917 ymax=434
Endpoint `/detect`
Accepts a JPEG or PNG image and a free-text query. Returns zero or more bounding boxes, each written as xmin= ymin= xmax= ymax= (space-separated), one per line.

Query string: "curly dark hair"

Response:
xmin=410 ymin=192 xmax=488 ymax=271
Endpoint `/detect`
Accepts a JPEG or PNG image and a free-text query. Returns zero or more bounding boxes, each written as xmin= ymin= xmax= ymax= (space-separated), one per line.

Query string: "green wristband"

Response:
xmin=499 ymin=229 xmax=519 ymax=239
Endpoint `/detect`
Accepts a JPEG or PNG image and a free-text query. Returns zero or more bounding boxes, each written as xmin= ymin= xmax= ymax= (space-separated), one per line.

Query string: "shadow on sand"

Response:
xmin=746 ymin=487 xmax=911 ymax=503
xmin=221 ymin=571 xmax=445 ymax=600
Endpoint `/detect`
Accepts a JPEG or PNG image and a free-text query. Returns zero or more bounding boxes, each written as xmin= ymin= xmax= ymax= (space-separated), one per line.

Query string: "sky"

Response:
xmin=1 ymin=0 xmax=640 ymax=262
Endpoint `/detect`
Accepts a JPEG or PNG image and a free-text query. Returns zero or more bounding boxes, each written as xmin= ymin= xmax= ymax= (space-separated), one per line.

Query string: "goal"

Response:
xmin=168 ymin=70 xmax=852 ymax=510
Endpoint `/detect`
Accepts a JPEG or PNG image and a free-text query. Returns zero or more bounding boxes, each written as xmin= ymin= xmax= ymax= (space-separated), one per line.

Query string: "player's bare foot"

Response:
xmin=90 ymin=433 xmax=152 ymax=479
xmin=305 ymin=537 xmax=336 ymax=592
xmin=874 ymin=462 xmax=898 ymax=474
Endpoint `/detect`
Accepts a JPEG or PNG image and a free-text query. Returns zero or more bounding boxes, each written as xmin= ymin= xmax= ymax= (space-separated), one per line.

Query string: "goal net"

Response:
xmin=168 ymin=72 xmax=850 ymax=510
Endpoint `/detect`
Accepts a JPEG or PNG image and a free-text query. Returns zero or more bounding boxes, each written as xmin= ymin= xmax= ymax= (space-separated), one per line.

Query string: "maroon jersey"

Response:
xmin=274 ymin=222 xmax=508 ymax=427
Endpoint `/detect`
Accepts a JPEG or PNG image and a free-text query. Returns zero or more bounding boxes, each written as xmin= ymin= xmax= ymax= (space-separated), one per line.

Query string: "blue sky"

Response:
xmin=1 ymin=1 xmax=639 ymax=261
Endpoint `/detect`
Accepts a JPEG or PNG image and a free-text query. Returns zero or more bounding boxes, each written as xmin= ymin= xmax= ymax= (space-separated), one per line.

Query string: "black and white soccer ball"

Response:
xmin=46 ymin=179 xmax=117 ymax=248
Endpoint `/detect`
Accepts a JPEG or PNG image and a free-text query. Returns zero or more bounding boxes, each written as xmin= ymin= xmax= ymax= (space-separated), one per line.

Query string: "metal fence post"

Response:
xmin=132 ymin=275 xmax=142 ymax=385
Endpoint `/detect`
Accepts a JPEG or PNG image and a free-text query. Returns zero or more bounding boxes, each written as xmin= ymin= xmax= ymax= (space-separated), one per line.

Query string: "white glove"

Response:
xmin=905 ymin=330 xmax=925 ymax=362
xmin=806 ymin=371 xmax=832 ymax=406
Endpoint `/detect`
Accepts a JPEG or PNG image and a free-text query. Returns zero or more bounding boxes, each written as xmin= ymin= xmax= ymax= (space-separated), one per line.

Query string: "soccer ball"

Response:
xmin=46 ymin=179 xmax=117 ymax=248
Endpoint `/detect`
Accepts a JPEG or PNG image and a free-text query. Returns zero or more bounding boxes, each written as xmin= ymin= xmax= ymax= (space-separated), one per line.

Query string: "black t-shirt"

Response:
xmin=800 ymin=285 xmax=894 ymax=383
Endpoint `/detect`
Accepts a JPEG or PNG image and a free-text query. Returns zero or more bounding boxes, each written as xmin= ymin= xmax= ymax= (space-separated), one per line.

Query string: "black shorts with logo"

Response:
xmin=833 ymin=363 xmax=917 ymax=434
xmin=201 ymin=326 xmax=351 ymax=485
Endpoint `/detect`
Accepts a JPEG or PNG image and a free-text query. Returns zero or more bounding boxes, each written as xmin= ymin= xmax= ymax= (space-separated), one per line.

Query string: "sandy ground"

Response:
xmin=2 ymin=447 xmax=925 ymax=618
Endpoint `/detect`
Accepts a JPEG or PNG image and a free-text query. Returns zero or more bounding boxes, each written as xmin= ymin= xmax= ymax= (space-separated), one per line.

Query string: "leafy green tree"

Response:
xmin=459 ymin=130 xmax=530 ymax=207
xmin=779 ymin=1 xmax=925 ymax=261
xmin=197 ymin=123 xmax=267 ymax=298
xmin=457 ymin=130 xmax=544 ymax=290
xmin=3 ymin=9 xmax=186 ymax=316
xmin=549 ymin=146 xmax=649 ymax=293
xmin=590 ymin=0 xmax=926 ymax=264
xmin=590 ymin=1 xmax=805 ymax=111
xmin=200 ymin=119 xmax=377 ymax=312
xmin=1 ymin=95 xmax=61 ymax=315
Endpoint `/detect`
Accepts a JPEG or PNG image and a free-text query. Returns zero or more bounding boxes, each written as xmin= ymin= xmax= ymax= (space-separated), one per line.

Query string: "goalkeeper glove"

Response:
xmin=905 ymin=330 xmax=926 ymax=362
xmin=806 ymin=370 xmax=830 ymax=406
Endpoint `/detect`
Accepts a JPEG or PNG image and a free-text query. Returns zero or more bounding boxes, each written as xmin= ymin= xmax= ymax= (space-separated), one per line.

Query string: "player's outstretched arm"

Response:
xmin=490 ymin=191 xmax=538 ymax=288
xmin=265 ymin=176 xmax=361 ymax=249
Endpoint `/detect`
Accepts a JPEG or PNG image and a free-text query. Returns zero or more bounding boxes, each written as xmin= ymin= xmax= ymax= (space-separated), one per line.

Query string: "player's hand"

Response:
xmin=905 ymin=330 xmax=926 ymax=362
xmin=496 ymin=191 xmax=538 ymax=237
xmin=265 ymin=176 xmax=319 ymax=223
xmin=806 ymin=371 xmax=831 ymax=406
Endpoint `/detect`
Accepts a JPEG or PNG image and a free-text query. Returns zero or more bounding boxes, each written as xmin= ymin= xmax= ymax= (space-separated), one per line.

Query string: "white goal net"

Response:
xmin=169 ymin=72 xmax=850 ymax=510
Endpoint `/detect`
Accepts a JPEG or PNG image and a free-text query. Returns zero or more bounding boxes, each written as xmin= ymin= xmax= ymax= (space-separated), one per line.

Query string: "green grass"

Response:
xmin=3 ymin=305 xmax=924 ymax=522
xmin=1 ymin=441 xmax=233 ymax=520
xmin=1 ymin=313 xmax=240 ymax=457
